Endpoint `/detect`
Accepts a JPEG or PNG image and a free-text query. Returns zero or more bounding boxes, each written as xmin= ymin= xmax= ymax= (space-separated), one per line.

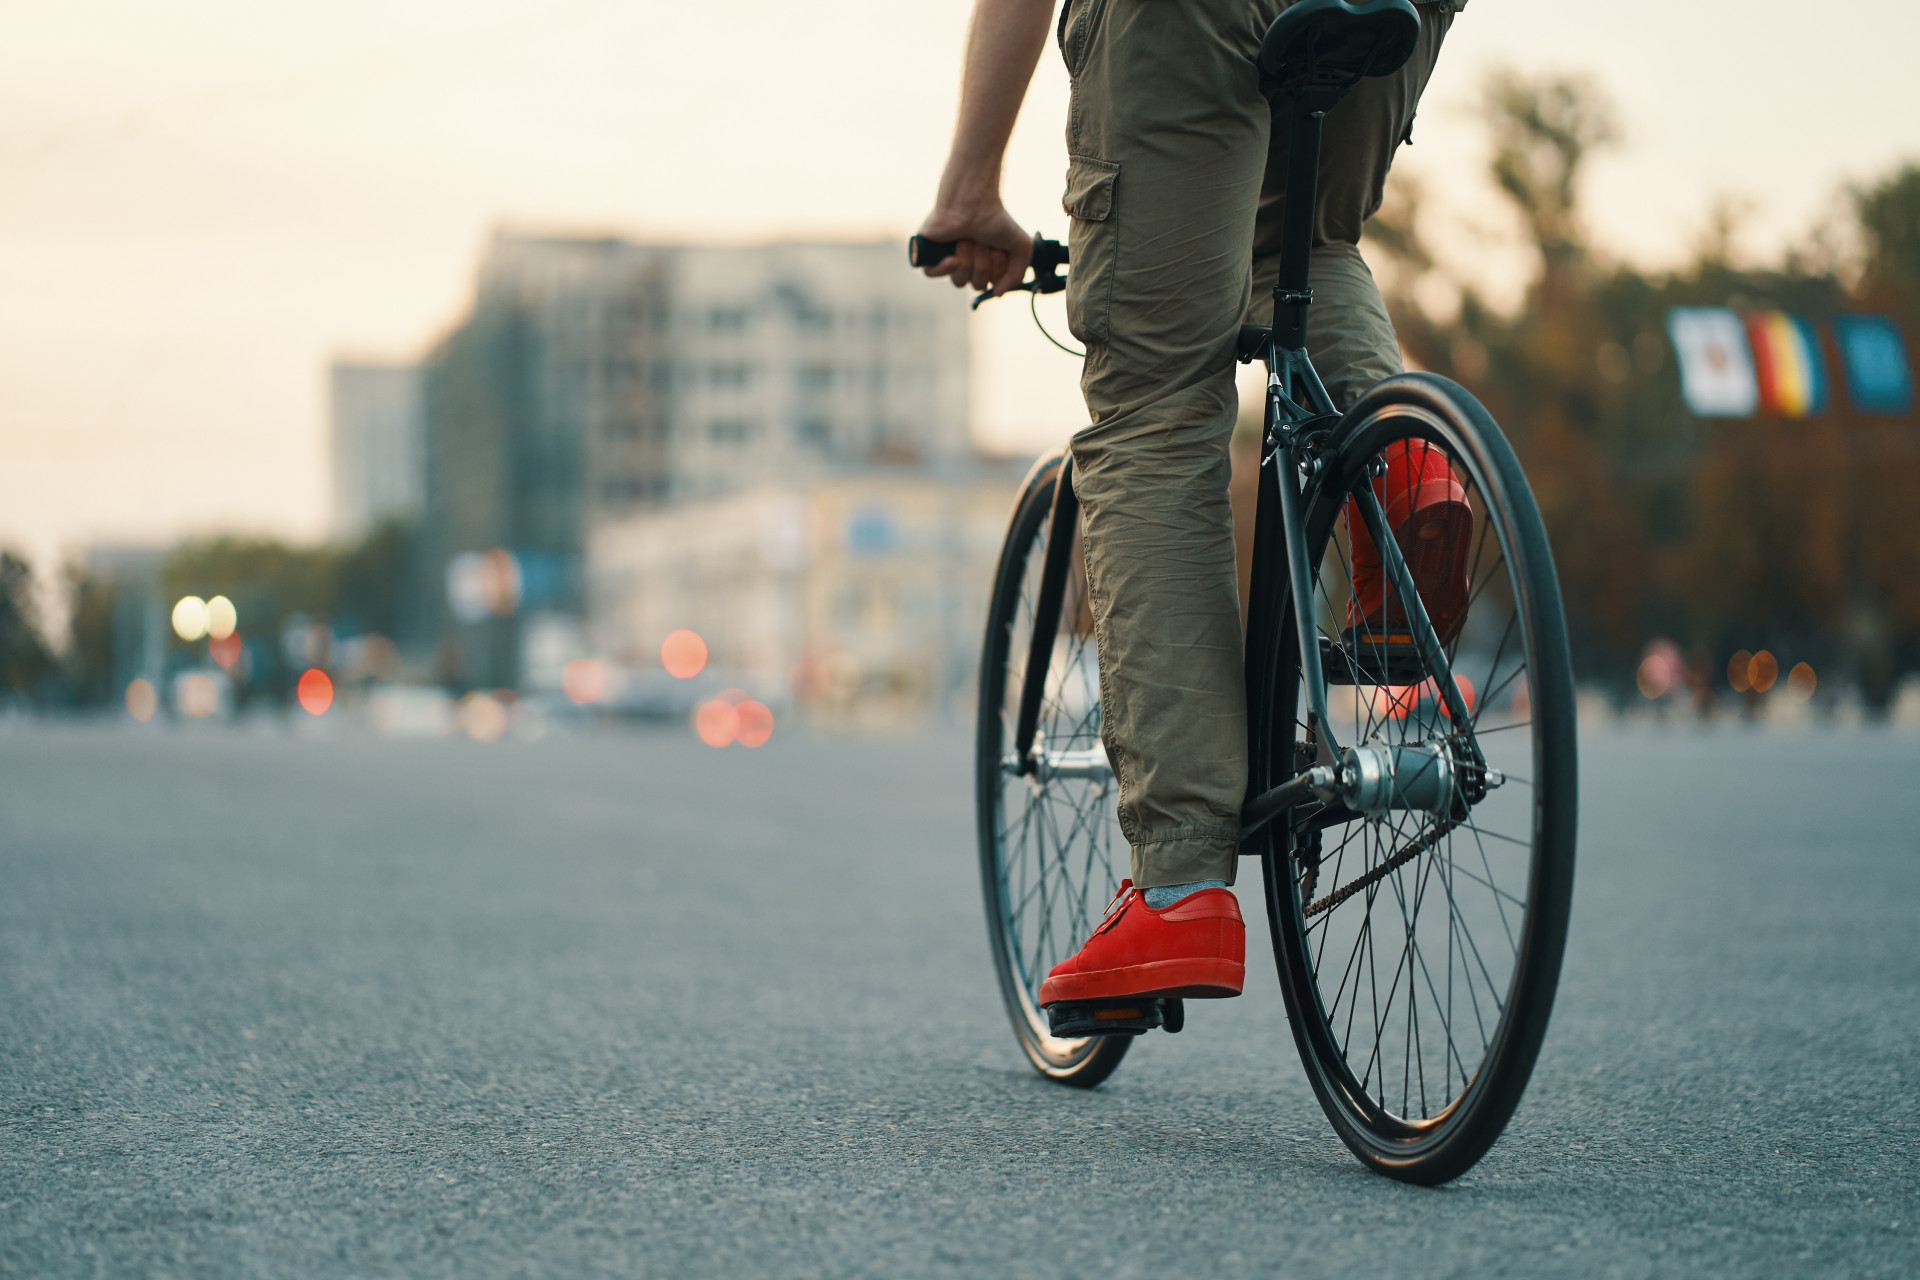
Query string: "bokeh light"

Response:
xmin=171 ymin=595 xmax=208 ymax=641
xmin=296 ymin=668 xmax=334 ymax=716
xmin=209 ymin=632 xmax=243 ymax=669
xmin=694 ymin=699 xmax=738 ymax=747
xmin=205 ymin=595 xmax=237 ymax=640
xmin=661 ymin=629 xmax=708 ymax=679
xmin=1508 ymin=675 xmax=1530 ymax=720
xmin=1747 ymin=650 xmax=1778 ymax=694
xmin=1371 ymin=673 xmax=1475 ymax=721
xmin=176 ymin=672 xmax=221 ymax=719
xmin=1372 ymin=684 xmax=1419 ymax=720
xmin=734 ymin=700 xmax=774 ymax=748
xmin=480 ymin=549 xmax=522 ymax=617
xmin=562 ymin=658 xmax=607 ymax=706
xmin=788 ymin=657 xmax=826 ymax=704
xmin=1787 ymin=662 xmax=1817 ymax=702
xmin=459 ymin=691 xmax=510 ymax=742
xmin=125 ymin=678 xmax=156 ymax=723
xmin=1636 ymin=640 xmax=1682 ymax=699
xmin=358 ymin=635 xmax=401 ymax=679
xmin=1727 ymin=650 xmax=1753 ymax=693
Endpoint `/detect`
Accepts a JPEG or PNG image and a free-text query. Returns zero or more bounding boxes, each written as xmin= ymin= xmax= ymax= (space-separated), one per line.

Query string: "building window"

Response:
xmin=847 ymin=505 xmax=899 ymax=557
xmin=707 ymin=306 xmax=751 ymax=331
xmin=798 ymin=417 xmax=831 ymax=447
xmin=708 ymin=418 xmax=754 ymax=444
xmin=706 ymin=363 xmax=755 ymax=389
xmin=601 ymin=477 xmax=655 ymax=503
xmin=797 ymin=364 xmax=834 ymax=391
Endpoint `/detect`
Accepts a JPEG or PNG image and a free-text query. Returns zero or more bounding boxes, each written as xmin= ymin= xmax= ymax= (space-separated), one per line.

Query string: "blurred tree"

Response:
xmin=1482 ymin=69 xmax=1620 ymax=307
xmin=161 ymin=523 xmax=415 ymax=702
xmin=0 ymin=552 xmax=56 ymax=699
xmin=1846 ymin=163 xmax=1920 ymax=707
xmin=1391 ymin=72 xmax=1647 ymax=681
xmin=1374 ymin=70 xmax=1920 ymax=705
xmin=1856 ymin=164 xmax=1920 ymax=300
xmin=62 ymin=562 xmax=118 ymax=706
xmin=334 ymin=520 xmax=412 ymax=639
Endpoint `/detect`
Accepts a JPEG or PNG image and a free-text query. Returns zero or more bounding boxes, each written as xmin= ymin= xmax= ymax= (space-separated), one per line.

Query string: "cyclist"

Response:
xmin=918 ymin=0 xmax=1467 ymax=1008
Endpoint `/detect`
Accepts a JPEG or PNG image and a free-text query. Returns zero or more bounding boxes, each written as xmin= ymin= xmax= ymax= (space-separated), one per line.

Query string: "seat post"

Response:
xmin=1271 ymin=88 xmax=1342 ymax=351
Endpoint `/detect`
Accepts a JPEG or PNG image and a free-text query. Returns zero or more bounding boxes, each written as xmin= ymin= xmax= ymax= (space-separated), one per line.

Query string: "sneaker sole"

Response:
xmin=1354 ymin=492 xmax=1474 ymax=646
xmin=1038 ymin=957 xmax=1245 ymax=1006
xmin=1396 ymin=496 xmax=1472 ymax=643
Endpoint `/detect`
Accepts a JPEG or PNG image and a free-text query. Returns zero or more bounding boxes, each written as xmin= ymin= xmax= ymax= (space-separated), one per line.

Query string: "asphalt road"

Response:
xmin=2 ymin=717 xmax=1915 ymax=1278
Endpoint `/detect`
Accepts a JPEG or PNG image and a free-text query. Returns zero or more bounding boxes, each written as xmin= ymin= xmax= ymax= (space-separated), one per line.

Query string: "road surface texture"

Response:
xmin=2 ymin=719 xmax=1914 ymax=1278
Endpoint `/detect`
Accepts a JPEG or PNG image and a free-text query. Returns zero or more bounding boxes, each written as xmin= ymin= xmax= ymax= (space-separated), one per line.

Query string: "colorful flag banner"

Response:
xmin=1832 ymin=314 xmax=1914 ymax=414
xmin=1743 ymin=311 xmax=1827 ymax=417
xmin=1668 ymin=308 xmax=1757 ymax=417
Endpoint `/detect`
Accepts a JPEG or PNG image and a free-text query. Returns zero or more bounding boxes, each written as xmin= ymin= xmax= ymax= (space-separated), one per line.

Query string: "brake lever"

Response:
xmin=971 ymin=280 xmax=1038 ymax=311
xmin=970 ymin=244 xmax=1068 ymax=310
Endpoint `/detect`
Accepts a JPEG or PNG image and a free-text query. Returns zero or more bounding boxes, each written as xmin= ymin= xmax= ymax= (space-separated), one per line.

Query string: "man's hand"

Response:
xmin=916 ymin=200 xmax=1034 ymax=298
xmin=914 ymin=0 xmax=1052 ymax=298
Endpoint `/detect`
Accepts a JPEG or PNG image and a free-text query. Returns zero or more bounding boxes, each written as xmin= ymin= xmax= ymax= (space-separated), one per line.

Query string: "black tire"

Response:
xmin=1246 ymin=374 xmax=1577 ymax=1182
xmin=976 ymin=451 xmax=1131 ymax=1087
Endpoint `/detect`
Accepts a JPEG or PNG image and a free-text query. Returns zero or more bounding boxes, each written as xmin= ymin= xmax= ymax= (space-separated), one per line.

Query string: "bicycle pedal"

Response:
xmin=1323 ymin=631 xmax=1429 ymax=685
xmin=1045 ymin=998 xmax=1175 ymax=1038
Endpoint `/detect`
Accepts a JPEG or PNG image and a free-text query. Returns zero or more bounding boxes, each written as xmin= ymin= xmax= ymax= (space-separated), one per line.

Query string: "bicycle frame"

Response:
xmin=1010 ymin=89 xmax=1480 ymax=840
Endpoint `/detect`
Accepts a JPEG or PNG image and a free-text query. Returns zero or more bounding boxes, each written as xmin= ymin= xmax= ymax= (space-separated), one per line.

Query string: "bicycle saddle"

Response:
xmin=1259 ymin=0 xmax=1421 ymax=96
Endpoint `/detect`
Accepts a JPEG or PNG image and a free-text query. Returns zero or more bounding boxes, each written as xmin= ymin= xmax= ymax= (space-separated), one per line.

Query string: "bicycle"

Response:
xmin=910 ymin=0 xmax=1576 ymax=1185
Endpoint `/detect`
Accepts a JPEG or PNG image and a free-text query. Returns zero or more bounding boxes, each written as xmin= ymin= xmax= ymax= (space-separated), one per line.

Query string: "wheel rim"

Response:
xmin=1281 ymin=404 xmax=1556 ymax=1134
xmin=983 ymin=477 xmax=1128 ymax=1070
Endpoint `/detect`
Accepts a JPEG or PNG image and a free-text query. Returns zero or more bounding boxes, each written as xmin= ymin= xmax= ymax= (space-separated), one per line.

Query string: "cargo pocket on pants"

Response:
xmin=1062 ymin=154 xmax=1119 ymax=346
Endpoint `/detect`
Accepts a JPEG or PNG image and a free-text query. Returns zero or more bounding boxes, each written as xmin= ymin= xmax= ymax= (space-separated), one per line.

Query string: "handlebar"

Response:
xmin=907 ymin=235 xmax=958 ymax=269
xmin=907 ymin=234 xmax=1069 ymax=310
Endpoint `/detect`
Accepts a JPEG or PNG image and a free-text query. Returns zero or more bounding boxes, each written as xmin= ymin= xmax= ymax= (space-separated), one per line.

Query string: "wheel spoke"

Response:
xmin=1260 ymin=421 xmax=1568 ymax=1134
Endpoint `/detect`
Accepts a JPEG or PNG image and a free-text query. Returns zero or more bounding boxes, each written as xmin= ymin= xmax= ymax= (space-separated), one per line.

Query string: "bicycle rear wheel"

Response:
xmin=1248 ymin=374 xmax=1577 ymax=1182
xmin=976 ymin=452 xmax=1131 ymax=1087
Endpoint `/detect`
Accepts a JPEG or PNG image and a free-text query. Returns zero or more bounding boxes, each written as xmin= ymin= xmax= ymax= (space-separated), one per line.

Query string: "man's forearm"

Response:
xmin=918 ymin=0 xmax=1053 ymax=294
xmin=937 ymin=0 xmax=1054 ymax=207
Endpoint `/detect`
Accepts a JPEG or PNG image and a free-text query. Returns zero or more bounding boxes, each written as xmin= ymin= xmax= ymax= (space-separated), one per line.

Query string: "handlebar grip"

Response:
xmin=908 ymin=236 xmax=959 ymax=269
xmin=910 ymin=236 xmax=1070 ymax=270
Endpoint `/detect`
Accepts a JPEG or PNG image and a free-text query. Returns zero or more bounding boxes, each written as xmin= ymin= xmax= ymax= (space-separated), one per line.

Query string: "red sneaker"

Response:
xmin=1037 ymin=881 xmax=1245 ymax=1006
xmin=1347 ymin=438 xmax=1473 ymax=645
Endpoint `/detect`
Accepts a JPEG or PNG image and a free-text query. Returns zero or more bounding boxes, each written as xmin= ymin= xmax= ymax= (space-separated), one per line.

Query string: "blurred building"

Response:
xmin=328 ymin=362 xmax=424 ymax=539
xmin=412 ymin=232 xmax=972 ymax=687
xmin=586 ymin=461 xmax=1024 ymax=728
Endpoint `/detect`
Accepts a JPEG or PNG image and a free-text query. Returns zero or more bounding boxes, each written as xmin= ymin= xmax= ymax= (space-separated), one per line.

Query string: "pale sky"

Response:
xmin=2 ymin=0 xmax=1916 ymax=577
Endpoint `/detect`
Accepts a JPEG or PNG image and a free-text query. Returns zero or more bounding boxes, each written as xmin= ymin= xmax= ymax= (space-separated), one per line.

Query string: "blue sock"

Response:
xmin=1143 ymin=879 xmax=1228 ymax=908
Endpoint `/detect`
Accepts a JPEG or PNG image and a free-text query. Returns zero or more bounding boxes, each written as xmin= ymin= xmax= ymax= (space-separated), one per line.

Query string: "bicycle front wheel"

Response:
xmin=976 ymin=451 xmax=1132 ymax=1087
xmin=1248 ymin=374 xmax=1577 ymax=1183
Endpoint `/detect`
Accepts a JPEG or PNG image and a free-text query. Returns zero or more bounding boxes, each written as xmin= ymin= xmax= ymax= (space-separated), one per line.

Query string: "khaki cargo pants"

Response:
xmin=1061 ymin=0 xmax=1454 ymax=888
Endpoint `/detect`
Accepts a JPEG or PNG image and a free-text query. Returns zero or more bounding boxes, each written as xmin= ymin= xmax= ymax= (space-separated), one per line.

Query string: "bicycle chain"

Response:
xmin=1303 ymin=815 xmax=1461 ymax=919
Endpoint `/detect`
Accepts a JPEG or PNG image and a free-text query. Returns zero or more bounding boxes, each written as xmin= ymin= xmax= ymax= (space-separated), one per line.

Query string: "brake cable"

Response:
xmin=1031 ymin=290 xmax=1085 ymax=358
